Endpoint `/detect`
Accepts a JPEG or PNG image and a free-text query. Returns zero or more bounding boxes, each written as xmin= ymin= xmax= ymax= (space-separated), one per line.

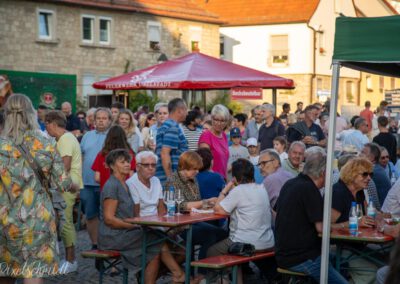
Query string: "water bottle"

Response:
xmin=367 ymin=201 xmax=376 ymax=219
xmin=391 ymin=170 xmax=397 ymax=186
xmin=166 ymin=186 xmax=176 ymax=216
xmin=349 ymin=201 xmax=358 ymax=236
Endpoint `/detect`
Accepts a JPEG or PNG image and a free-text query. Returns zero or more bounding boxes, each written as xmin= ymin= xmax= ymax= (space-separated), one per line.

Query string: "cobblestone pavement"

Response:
xmin=44 ymin=230 xmax=268 ymax=284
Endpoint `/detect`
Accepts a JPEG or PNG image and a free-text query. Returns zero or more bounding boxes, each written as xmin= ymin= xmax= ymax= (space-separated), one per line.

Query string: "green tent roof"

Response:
xmin=333 ymin=15 xmax=400 ymax=77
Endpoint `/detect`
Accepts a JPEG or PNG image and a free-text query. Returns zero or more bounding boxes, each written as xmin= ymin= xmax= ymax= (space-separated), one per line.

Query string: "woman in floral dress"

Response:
xmin=0 ymin=94 xmax=72 ymax=283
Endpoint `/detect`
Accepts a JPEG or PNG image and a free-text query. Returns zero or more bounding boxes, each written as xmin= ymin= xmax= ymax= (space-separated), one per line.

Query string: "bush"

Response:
xmin=207 ymin=90 xmax=243 ymax=114
xmin=128 ymin=90 xmax=159 ymax=112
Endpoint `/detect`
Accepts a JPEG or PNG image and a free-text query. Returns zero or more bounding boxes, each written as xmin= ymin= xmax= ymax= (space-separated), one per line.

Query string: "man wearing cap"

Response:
xmin=228 ymin=127 xmax=250 ymax=179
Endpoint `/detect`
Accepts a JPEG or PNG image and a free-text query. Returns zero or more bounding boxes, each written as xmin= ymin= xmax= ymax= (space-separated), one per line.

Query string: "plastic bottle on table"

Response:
xmin=349 ymin=201 xmax=358 ymax=236
xmin=367 ymin=200 xmax=376 ymax=220
xmin=167 ymin=186 xmax=176 ymax=216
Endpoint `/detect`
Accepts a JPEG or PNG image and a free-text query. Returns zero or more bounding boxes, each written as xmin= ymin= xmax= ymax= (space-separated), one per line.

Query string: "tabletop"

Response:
xmin=326 ymin=227 xmax=394 ymax=243
xmin=125 ymin=212 xmax=227 ymax=227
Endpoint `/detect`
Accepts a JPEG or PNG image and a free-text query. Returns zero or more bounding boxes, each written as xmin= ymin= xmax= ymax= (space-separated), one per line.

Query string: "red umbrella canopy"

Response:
xmin=93 ymin=53 xmax=294 ymax=90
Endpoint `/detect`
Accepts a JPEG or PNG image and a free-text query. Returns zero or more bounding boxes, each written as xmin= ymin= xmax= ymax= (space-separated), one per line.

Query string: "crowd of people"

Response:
xmin=2 ymin=89 xmax=400 ymax=284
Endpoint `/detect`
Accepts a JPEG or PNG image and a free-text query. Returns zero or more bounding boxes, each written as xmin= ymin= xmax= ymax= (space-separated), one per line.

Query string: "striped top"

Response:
xmin=182 ymin=125 xmax=203 ymax=151
xmin=156 ymin=119 xmax=188 ymax=186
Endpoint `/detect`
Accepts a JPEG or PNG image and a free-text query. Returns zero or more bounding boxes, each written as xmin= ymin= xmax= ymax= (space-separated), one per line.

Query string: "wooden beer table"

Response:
xmin=125 ymin=213 xmax=226 ymax=284
xmin=327 ymin=227 xmax=394 ymax=271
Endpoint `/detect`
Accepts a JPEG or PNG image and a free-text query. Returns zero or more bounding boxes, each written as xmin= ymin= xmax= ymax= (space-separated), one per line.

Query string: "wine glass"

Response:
xmin=356 ymin=204 xmax=363 ymax=221
xmin=176 ymin=189 xmax=185 ymax=215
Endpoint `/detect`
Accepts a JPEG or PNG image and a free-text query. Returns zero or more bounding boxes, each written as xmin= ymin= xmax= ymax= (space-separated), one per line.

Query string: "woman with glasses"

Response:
xmin=331 ymin=157 xmax=378 ymax=284
xmin=198 ymin=104 xmax=230 ymax=180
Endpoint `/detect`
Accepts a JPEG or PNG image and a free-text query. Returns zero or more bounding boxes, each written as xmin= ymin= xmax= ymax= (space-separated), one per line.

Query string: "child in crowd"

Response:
xmin=273 ymin=136 xmax=288 ymax=163
xmin=228 ymin=127 xmax=250 ymax=179
xmin=247 ymin=137 xmax=259 ymax=166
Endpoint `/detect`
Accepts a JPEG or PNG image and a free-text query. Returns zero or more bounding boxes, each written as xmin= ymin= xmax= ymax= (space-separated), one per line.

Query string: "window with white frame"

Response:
xmin=366 ymin=75 xmax=373 ymax=91
xmin=270 ymin=35 xmax=289 ymax=66
xmin=220 ymin=36 xmax=225 ymax=58
xmin=189 ymin=26 xmax=202 ymax=52
xmin=147 ymin=21 xmax=161 ymax=51
xmin=38 ymin=9 xmax=54 ymax=39
xmin=82 ymin=15 xmax=95 ymax=42
xmin=99 ymin=17 xmax=111 ymax=44
xmin=346 ymin=81 xmax=355 ymax=103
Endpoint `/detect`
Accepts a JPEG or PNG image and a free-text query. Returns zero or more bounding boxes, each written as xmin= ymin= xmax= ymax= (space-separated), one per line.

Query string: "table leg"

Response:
xmin=141 ymin=227 xmax=148 ymax=284
xmin=232 ymin=265 xmax=238 ymax=284
xmin=185 ymin=225 xmax=193 ymax=284
xmin=336 ymin=244 xmax=342 ymax=271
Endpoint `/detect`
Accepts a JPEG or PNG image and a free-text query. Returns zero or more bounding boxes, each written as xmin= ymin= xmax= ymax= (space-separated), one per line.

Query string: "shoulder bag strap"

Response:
xmin=16 ymin=144 xmax=52 ymax=197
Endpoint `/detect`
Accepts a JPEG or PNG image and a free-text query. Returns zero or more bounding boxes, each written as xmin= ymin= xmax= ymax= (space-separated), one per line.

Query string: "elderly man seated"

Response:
xmin=281 ymin=141 xmax=306 ymax=176
xmin=126 ymin=151 xmax=166 ymax=217
xmin=258 ymin=149 xmax=294 ymax=209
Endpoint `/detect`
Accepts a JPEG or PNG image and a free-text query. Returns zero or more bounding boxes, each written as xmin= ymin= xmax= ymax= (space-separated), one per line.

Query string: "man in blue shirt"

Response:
xmin=156 ymin=98 xmax=188 ymax=186
xmin=361 ymin=143 xmax=392 ymax=205
xmin=342 ymin=117 xmax=369 ymax=152
xmin=80 ymin=107 xmax=111 ymax=249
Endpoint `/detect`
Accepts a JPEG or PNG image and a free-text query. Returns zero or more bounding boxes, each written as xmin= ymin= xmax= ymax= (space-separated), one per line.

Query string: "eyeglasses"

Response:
xmin=138 ymin=163 xmax=157 ymax=168
xmin=257 ymin=159 xmax=274 ymax=167
xmin=360 ymin=172 xmax=373 ymax=178
xmin=212 ymin=118 xmax=226 ymax=124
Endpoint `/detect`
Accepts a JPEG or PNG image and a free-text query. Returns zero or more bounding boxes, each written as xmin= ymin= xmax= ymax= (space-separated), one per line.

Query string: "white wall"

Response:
xmin=221 ymin=23 xmax=313 ymax=75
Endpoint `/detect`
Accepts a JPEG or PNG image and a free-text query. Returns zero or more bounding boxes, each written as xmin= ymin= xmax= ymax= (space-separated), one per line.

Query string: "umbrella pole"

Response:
xmin=272 ymin=88 xmax=277 ymax=113
xmin=320 ymin=61 xmax=340 ymax=284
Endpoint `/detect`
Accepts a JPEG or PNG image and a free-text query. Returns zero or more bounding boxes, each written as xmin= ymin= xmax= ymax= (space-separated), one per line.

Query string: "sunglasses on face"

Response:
xmin=360 ymin=172 xmax=373 ymax=178
xmin=138 ymin=163 xmax=157 ymax=169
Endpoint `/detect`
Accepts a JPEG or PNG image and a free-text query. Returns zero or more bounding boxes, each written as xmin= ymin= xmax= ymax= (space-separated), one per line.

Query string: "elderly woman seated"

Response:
xmin=169 ymin=151 xmax=228 ymax=262
xmin=126 ymin=151 xmax=165 ymax=217
xmin=98 ymin=149 xmax=186 ymax=283
xmin=331 ymin=157 xmax=378 ymax=284
xmin=209 ymin=158 xmax=275 ymax=283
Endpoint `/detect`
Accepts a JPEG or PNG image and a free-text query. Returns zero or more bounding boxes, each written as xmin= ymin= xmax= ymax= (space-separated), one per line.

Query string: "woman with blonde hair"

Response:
xmin=331 ymin=157 xmax=378 ymax=283
xmin=0 ymin=94 xmax=73 ymax=283
xmin=116 ymin=109 xmax=143 ymax=153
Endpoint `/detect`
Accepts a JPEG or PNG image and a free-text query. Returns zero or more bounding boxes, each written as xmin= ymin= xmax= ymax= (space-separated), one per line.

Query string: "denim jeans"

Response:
xmin=290 ymin=255 xmax=348 ymax=284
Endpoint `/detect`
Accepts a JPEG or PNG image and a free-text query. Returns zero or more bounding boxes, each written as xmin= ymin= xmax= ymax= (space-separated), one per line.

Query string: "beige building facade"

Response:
xmin=0 ymin=0 xmax=221 ymax=106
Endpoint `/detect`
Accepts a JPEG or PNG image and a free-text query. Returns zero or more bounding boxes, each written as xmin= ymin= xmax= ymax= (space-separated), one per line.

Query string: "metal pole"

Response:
xmin=272 ymin=88 xmax=277 ymax=114
xmin=320 ymin=61 xmax=340 ymax=283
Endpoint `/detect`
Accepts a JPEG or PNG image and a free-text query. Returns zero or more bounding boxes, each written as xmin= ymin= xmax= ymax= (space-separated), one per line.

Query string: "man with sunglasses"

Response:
xmin=258 ymin=149 xmax=293 ymax=210
xmin=361 ymin=143 xmax=392 ymax=206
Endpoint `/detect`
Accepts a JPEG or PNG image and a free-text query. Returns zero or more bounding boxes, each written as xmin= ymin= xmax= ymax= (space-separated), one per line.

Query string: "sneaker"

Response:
xmin=59 ymin=260 xmax=78 ymax=274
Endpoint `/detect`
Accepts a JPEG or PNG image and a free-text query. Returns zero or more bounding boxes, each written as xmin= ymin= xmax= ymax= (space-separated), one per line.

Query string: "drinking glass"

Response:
xmin=176 ymin=189 xmax=185 ymax=215
xmin=356 ymin=204 xmax=363 ymax=221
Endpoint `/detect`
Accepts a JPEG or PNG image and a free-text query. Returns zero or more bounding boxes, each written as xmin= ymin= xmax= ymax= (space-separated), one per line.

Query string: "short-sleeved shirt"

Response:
xmin=287 ymin=123 xmax=325 ymax=148
xmin=57 ymin=132 xmax=83 ymax=189
xmin=126 ymin=173 xmax=163 ymax=217
xmin=198 ymin=130 xmax=229 ymax=179
xmin=80 ymin=130 xmax=108 ymax=186
xmin=360 ymin=108 xmax=374 ymax=132
xmin=92 ymin=149 xmax=136 ymax=190
xmin=382 ymin=178 xmax=400 ymax=215
xmin=275 ymin=173 xmax=324 ymax=268
xmin=196 ymin=171 xmax=225 ymax=199
xmin=263 ymin=167 xmax=294 ymax=209
xmin=373 ymin=132 xmax=397 ymax=164
xmin=182 ymin=125 xmax=203 ymax=151
xmin=258 ymin=119 xmax=285 ymax=152
xmin=155 ymin=119 xmax=188 ymax=185
xmin=332 ymin=179 xmax=365 ymax=224
xmin=228 ymin=145 xmax=250 ymax=167
xmin=220 ymin=183 xmax=274 ymax=250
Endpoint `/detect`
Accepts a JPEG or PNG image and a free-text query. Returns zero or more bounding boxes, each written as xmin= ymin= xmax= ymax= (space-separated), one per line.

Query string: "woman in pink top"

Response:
xmin=199 ymin=104 xmax=230 ymax=180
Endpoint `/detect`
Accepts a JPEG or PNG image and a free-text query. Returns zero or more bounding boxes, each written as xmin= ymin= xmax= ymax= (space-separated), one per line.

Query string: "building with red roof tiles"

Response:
xmin=0 ymin=0 xmax=222 ymax=107
xmin=195 ymin=0 xmax=398 ymax=112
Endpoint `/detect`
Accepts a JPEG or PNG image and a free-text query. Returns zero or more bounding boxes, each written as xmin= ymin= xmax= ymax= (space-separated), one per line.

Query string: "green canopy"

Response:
xmin=333 ymin=15 xmax=400 ymax=77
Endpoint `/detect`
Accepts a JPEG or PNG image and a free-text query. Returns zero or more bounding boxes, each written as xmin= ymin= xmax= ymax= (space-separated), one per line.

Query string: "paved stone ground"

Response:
xmin=42 ymin=229 xmax=269 ymax=284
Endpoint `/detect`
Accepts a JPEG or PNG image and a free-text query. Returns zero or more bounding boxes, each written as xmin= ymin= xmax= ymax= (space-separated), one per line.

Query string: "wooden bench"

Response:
xmin=277 ymin=267 xmax=311 ymax=283
xmin=191 ymin=251 xmax=275 ymax=284
xmin=81 ymin=249 xmax=129 ymax=284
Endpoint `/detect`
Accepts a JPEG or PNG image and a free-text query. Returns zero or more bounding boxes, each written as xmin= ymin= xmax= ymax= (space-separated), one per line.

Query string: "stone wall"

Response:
xmin=0 ymin=0 xmax=220 ymax=104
